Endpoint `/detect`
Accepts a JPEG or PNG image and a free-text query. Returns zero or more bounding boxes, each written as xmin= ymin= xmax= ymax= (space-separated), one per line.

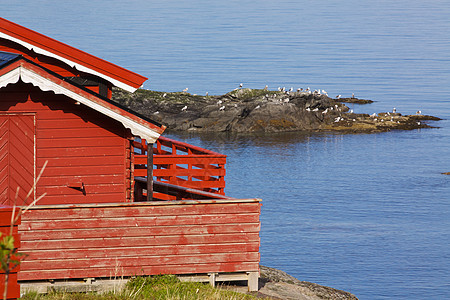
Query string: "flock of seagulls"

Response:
xmin=176 ymin=85 xmax=425 ymax=122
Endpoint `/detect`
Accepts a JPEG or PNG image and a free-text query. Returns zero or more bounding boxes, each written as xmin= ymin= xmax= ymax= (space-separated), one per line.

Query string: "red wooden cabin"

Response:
xmin=0 ymin=18 xmax=260 ymax=295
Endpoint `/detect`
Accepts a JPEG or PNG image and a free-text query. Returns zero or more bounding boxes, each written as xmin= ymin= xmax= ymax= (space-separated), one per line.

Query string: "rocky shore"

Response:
xmin=112 ymin=87 xmax=441 ymax=133
xmin=256 ymin=266 xmax=359 ymax=300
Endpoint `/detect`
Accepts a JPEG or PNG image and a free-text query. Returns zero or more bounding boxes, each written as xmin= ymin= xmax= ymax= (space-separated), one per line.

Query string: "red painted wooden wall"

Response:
xmin=0 ymin=206 xmax=21 ymax=300
xmin=17 ymin=200 xmax=261 ymax=281
xmin=0 ymin=82 xmax=132 ymax=206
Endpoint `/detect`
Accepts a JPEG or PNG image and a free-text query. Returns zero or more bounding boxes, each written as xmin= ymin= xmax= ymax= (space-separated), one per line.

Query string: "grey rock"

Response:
xmin=111 ymin=88 xmax=440 ymax=133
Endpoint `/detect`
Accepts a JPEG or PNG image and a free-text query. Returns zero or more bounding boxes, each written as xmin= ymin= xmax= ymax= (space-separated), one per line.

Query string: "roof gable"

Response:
xmin=0 ymin=54 xmax=165 ymax=143
xmin=0 ymin=17 xmax=146 ymax=92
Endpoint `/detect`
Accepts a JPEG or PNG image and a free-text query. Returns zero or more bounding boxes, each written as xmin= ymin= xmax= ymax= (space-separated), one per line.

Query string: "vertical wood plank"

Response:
xmin=147 ymin=143 xmax=153 ymax=201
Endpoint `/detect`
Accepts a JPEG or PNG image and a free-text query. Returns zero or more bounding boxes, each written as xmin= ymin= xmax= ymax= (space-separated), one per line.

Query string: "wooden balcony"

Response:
xmin=133 ymin=136 xmax=227 ymax=200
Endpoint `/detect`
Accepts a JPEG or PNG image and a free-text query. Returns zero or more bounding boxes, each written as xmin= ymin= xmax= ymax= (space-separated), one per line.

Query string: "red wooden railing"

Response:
xmin=133 ymin=136 xmax=227 ymax=200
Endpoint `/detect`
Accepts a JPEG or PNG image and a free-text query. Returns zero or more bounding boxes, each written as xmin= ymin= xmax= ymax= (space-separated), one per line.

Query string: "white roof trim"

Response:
xmin=0 ymin=31 xmax=137 ymax=93
xmin=0 ymin=66 xmax=161 ymax=143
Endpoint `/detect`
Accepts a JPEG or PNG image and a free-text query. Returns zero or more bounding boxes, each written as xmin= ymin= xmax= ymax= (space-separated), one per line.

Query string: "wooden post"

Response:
xmin=147 ymin=143 xmax=154 ymax=201
xmin=247 ymin=271 xmax=259 ymax=292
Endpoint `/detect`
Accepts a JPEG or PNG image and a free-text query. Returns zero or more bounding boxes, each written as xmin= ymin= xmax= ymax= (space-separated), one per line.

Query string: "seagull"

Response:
xmin=334 ymin=116 xmax=341 ymax=122
xmin=162 ymin=93 xmax=167 ymax=98
xmin=416 ymin=110 xmax=422 ymax=115
xmin=336 ymin=95 xmax=341 ymax=99
xmin=349 ymin=109 xmax=353 ymax=113
xmin=312 ymin=108 xmax=319 ymax=112
xmin=351 ymin=93 xmax=355 ymax=98
xmin=181 ymin=105 xmax=187 ymax=111
xmin=289 ymin=87 xmax=293 ymax=92
xmin=205 ymin=92 xmax=209 ymax=96
xmin=239 ymin=83 xmax=243 ymax=88
xmin=393 ymin=108 xmax=396 ymax=113
xmin=255 ymin=105 xmax=260 ymax=109
xmin=217 ymin=100 xmax=223 ymax=105
xmin=219 ymin=105 xmax=225 ymax=111
xmin=306 ymin=107 xmax=311 ymax=112
xmin=283 ymin=98 xmax=290 ymax=103
xmin=322 ymin=108 xmax=328 ymax=114
xmin=183 ymin=87 xmax=188 ymax=93
xmin=278 ymin=87 xmax=281 ymax=91
xmin=154 ymin=111 xmax=159 ymax=114
xmin=297 ymin=88 xmax=301 ymax=92
xmin=264 ymin=85 xmax=268 ymax=90
xmin=370 ymin=113 xmax=377 ymax=118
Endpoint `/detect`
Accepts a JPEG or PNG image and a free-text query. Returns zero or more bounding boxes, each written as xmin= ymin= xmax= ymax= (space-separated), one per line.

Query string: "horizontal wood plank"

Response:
xmin=21 ymin=212 xmax=259 ymax=234
xmin=20 ymin=232 xmax=260 ymax=250
xmin=33 ymin=194 xmax=128 ymax=205
xmin=22 ymin=252 xmax=259 ymax=271
xmin=21 ymin=203 xmax=260 ymax=220
xmin=38 ymin=174 xmax=124 ymax=186
xmin=38 ymin=146 xmax=125 ymax=158
xmin=37 ymin=165 xmax=125 ymax=177
xmin=21 ymin=222 xmax=260 ymax=240
xmin=18 ymin=262 xmax=259 ymax=281
xmin=23 ymin=242 xmax=260 ymax=260
xmin=38 ymin=184 xmax=125 ymax=196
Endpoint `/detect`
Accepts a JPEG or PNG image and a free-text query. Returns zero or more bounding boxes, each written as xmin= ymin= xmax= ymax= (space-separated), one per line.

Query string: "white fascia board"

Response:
xmin=0 ymin=32 xmax=137 ymax=93
xmin=0 ymin=66 xmax=160 ymax=143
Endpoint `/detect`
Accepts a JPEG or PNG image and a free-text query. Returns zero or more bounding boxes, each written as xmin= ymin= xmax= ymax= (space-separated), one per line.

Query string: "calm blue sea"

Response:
xmin=3 ymin=1 xmax=450 ymax=299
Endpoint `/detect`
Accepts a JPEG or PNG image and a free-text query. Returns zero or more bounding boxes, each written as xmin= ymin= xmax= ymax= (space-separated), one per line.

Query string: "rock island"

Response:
xmin=112 ymin=87 xmax=441 ymax=133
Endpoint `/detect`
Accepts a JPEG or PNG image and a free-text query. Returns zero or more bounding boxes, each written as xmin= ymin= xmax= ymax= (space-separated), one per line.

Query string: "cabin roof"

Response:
xmin=0 ymin=17 xmax=147 ymax=92
xmin=0 ymin=51 xmax=165 ymax=143
xmin=0 ymin=51 xmax=19 ymax=67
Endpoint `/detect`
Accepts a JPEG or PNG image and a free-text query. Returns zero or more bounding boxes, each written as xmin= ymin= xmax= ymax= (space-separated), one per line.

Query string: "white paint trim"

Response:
xmin=0 ymin=32 xmax=137 ymax=92
xmin=0 ymin=66 xmax=20 ymax=88
xmin=0 ymin=66 xmax=161 ymax=143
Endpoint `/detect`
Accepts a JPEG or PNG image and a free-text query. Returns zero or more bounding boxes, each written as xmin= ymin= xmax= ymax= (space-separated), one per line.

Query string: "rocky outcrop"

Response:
xmin=257 ymin=266 xmax=359 ymax=300
xmin=112 ymin=88 xmax=441 ymax=133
